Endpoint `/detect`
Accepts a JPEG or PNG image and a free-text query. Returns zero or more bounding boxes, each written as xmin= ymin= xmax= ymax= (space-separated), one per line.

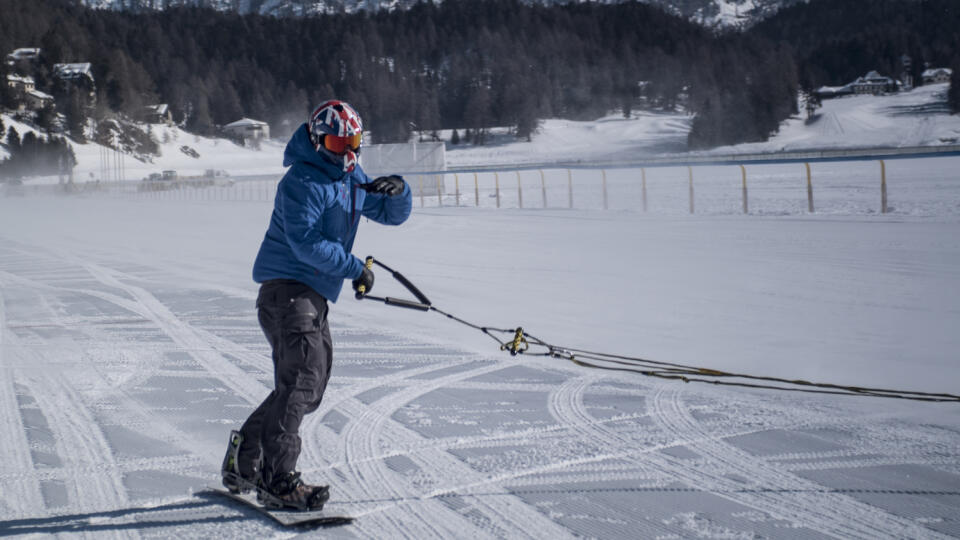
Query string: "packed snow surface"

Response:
xmin=1 ymin=154 xmax=959 ymax=537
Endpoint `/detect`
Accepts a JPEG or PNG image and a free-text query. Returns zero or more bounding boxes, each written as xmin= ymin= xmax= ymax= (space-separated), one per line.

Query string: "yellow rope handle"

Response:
xmin=501 ymin=327 xmax=529 ymax=356
xmin=357 ymin=256 xmax=374 ymax=296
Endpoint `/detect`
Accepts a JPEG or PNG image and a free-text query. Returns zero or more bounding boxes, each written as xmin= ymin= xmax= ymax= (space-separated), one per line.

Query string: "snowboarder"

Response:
xmin=221 ymin=100 xmax=412 ymax=510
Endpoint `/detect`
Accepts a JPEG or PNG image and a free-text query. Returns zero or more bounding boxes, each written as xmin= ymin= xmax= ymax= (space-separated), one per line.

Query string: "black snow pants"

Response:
xmin=237 ymin=279 xmax=333 ymax=486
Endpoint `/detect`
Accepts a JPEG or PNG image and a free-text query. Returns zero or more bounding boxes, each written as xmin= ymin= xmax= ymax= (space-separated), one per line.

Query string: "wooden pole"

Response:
xmin=516 ymin=171 xmax=523 ymax=209
xmin=740 ymin=164 xmax=748 ymax=214
xmin=602 ymin=169 xmax=608 ymax=210
xmin=437 ymin=175 xmax=443 ymax=207
xmin=454 ymin=173 xmax=460 ymax=207
xmin=474 ymin=172 xmax=479 ymax=207
xmin=880 ymin=160 xmax=888 ymax=214
xmin=805 ymin=163 xmax=814 ymax=213
xmin=495 ymin=172 xmax=501 ymax=209
xmin=540 ymin=169 xmax=547 ymax=208
xmin=641 ymin=167 xmax=647 ymax=213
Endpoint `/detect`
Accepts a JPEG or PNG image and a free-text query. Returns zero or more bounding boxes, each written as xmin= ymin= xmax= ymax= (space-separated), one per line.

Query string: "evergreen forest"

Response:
xmin=0 ymin=0 xmax=957 ymax=153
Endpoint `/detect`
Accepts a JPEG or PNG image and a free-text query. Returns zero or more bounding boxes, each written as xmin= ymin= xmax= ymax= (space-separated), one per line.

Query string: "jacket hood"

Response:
xmin=283 ymin=123 xmax=346 ymax=180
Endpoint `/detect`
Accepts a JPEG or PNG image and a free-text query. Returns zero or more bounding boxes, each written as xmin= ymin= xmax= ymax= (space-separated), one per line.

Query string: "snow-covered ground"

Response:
xmin=1 ymin=157 xmax=959 ymax=537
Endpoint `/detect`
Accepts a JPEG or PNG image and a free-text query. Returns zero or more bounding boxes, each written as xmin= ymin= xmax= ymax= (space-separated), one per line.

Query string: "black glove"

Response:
xmin=352 ymin=266 xmax=374 ymax=298
xmin=360 ymin=175 xmax=405 ymax=196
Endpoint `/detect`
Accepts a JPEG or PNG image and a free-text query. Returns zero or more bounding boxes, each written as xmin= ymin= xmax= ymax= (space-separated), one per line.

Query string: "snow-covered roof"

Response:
xmin=53 ymin=62 xmax=93 ymax=79
xmin=27 ymin=89 xmax=54 ymax=101
xmin=6 ymin=74 xmax=35 ymax=85
xmin=224 ymin=118 xmax=268 ymax=128
xmin=816 ymin=85 xmax=853 ymax=94
xmin=7 ymin=47 xmax=40 ymax=60
xmin=862 ymin=70 xmax=891 ymax=82
xmin=922 ymin=68 xmax=952 ymax=77
xmin=146 ymin=103 xmax=169 ymax=115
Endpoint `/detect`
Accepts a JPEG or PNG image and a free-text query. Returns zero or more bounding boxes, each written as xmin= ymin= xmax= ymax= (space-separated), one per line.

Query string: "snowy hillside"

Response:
xmin=444 ymin=83 xmax=960 ymax=168
xmin=706 ymin=83 xmax=960 ymax=155
xmin=3 ymin=82 xmax=958 ymax=183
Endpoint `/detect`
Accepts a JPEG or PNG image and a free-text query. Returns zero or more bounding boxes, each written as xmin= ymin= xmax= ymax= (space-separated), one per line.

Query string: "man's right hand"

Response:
xmin=352 ymin=266 xmax=374 ymax=297
xmin=360 ymin=176 xmax=405 ymax=196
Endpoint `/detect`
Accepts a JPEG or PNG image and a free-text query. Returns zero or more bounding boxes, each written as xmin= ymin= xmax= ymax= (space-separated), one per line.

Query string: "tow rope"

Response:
xmin=355 ymin=257 xmax=960 ymax=403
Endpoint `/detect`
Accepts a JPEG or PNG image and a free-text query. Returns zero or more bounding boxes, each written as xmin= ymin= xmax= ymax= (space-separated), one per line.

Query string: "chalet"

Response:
xmin=5 ymin=47 xmax=41 ymax=66
xmin=223 ymin=118 xmax=270 ymax=144
xmin=922 ymin=68 xmax=952 ymax=84
xmin=26 ymin=89 xmax=54 ymax=110
xmin=849 ymin=71 xmax=899 ymax=95
xmin=144 ymin=103 xmax=173 ymax=124
xmin=6 ymin=74 xmax=35 ymax=95
xmin=814 ymin=84 xmax=853 ymax=100
xmin=53 ymin=62 xmax=95 ymax=83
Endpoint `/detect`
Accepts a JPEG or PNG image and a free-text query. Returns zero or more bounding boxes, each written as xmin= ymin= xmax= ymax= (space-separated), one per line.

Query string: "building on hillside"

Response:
xmin=849 ymin=71 xmax=900 ymax=95
xmin=922 ymin=68 xmax=952 ymax=84
xmin=814 ymin=84 xmax=854 ymax=100
xmin=900 ymin=54 xmax=914 ymax=90
xmin=26 ymin=89 xmax=54 ymax=110
xmin=6 ymin=47 xmax=41 ymax=66
xmin=223 ymin=118 xmax=270 ymax=145
xmin=6 ymin=74 xmax=36 ymax=96
xmin=53 ymin=63 xmax=94 ymax=83
xmin=52 ymin=62 xmax=97 ymax=107
xmin=144 ymin=104 xmax=173 ymax=125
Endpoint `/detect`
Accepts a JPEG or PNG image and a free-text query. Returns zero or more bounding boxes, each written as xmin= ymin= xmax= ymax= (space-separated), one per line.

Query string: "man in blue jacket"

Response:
xmin=220 ymin=100 xmax=412 ymax=510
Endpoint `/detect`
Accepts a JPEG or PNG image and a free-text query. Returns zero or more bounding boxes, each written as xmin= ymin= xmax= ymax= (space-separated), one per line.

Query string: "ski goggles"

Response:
xmin=322 ymin=133 xmax=362 ymax=155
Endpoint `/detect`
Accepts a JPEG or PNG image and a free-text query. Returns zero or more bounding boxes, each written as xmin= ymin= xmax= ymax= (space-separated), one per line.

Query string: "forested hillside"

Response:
xmin=749 ymin=0 xmax=960 ymax=91
xmin=0 ymin=0 xmax=797 ymax=148
xmin=0 ymin=0 xmax=956 ymax=152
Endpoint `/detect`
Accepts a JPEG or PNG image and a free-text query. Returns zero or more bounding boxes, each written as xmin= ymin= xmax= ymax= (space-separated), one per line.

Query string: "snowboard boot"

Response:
xmin=221 ymin=430 xmax=258 ymax=494
xmin=257 ymin=471 xmax=329 ymax=511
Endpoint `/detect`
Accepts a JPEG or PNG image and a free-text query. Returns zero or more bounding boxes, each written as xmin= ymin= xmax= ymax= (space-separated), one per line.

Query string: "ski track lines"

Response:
xmin=647 ymin=386 xmax=950 ymax=540
xmin=75 ymin=260 xmax=269 ymax=405
xmin=0 ymin=288 xmax=47 ymax=515
xmin=1 ymin=320 xmax=136 ymax=540
xmin=327 ymin=360 xmax=576 ymax=539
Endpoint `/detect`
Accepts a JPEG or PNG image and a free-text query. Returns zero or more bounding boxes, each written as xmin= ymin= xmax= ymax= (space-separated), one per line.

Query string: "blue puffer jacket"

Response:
xmin=252 ymin=123 xmax=412 ymax=302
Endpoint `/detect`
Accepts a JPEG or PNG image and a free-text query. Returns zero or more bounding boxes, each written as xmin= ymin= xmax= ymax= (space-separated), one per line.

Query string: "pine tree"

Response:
xmin=6 ymin=127 xmax=21 ymax=154
xmin=950 ymin=60 xmax=960 ymax=114
xmin=451 ymin=129 xmax=460 ymax=145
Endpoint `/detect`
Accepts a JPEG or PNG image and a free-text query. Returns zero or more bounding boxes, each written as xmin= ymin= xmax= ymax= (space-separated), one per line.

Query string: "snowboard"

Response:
xmin=204 ymin=486 xmax=354 ymax=527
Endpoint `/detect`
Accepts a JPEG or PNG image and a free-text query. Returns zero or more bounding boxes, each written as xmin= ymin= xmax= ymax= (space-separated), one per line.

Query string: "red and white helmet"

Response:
xmin=308 ymin=100 xmax=363 ymax=172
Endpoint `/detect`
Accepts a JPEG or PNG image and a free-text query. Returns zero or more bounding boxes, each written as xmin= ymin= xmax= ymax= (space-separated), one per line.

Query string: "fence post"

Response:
xmin=516 ymin=171 xmax=523 ymax=209
xmin=602 ymin=169 xmax=608 ymax=210
xmin=740 ymin=164 xmax=748 ymax=214
xmin=540 ymin=169 xmax=547 ymax=208
xmin=418 ymin=175 xmax=424 ymax=208
xmin=454 ymin=173 xmax=460 ymax=207
xmin=567 ymin=169 xmax=573 ymax=209
xmin=641 ymin=168 xmax=648 ymax=212
xmin=474 ymin=172 xmax=479 ymax=207
xmin=437 ymin=175 xmax=443 ymax=207
xmin=495 ymin=172 xmax=501 ymax=208
xmin=688 ymin=166 xmax=694 ymax=214
xmin=805 ymin=162 xmax=814 ymax=213
xmin=880 ymin=160 xmax=888 ymax=214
